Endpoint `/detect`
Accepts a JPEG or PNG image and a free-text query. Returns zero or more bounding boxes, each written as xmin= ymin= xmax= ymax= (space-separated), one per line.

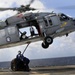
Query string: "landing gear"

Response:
xmin=66 ymin=33 xmax=68 ymax=37
xmin=45 ymin=36 xmax=53 ymax=45
xmin=42 ymin=36 xmax=53 ymax=49
xmin=42 ymin=42 xmax=49 ymax=49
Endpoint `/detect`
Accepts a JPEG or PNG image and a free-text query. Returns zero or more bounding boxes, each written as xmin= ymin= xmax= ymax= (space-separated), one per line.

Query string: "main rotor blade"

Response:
xmin=0 ymin=0 xmax=35 ymax=12
xmin=57 ymin=5 xmax=75 ymax=9
xmin=26 ymin=0 xmax=34 ymax=8
xmin=0 ymin=8 xmax=17 ymax=11
xmin=29 ymin=0 xmax=34 ymax=5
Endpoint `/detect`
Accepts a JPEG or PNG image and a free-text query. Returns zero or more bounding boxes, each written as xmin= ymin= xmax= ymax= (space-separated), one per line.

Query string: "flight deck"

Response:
xmin=0 ymin=66 xmax=75 ymax=75
xmin=0 ymin=56 xmax=75 ymax=75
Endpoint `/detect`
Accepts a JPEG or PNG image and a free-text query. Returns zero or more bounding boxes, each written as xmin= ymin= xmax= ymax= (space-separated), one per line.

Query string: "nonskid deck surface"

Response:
xmin=0 ymin=66 xmax=75 ymax=75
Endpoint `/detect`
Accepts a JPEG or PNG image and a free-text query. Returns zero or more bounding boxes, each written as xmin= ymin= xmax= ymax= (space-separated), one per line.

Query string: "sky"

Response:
xmin=0 ymin=0 xmax=75 ymax=62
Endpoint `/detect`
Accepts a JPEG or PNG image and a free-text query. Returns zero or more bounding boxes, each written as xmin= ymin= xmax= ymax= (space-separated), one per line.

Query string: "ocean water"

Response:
xmin=0 ymin=56 xmax=75 ymax=68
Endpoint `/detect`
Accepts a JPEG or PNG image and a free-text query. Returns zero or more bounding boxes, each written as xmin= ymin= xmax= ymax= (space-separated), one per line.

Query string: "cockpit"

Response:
xmin=58 ymin=13 xmax=70 ymax=21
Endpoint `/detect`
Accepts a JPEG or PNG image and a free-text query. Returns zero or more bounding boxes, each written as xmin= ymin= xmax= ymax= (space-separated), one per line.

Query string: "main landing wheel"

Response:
xmin=42 ymin=42 xmax=49 ymax=49
xmin=45 ymin=36 xmax=53 ymax=45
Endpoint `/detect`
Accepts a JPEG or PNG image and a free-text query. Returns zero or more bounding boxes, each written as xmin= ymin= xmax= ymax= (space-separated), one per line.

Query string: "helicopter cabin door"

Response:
xmin=43 ymin=14 xmax=61 ymax=36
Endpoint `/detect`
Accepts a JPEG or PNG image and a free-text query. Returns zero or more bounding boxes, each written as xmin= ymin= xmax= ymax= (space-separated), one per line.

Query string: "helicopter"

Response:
xmin=0 ymin=0 xmax=75 ymax=49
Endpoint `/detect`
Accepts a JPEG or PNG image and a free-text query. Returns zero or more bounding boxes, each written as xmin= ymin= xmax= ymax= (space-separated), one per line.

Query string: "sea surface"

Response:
xmin=0 ymin=56 xmax=75 ymax=68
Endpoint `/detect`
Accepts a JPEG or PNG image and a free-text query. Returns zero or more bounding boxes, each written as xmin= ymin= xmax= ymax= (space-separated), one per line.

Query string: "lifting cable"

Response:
xmin=19 ymin=30 xmax=23 ymax=34
xmin=18 ymin=30 xmax=30 ymax=55
xmin=22 ymin=43 xmax=30 ymax=55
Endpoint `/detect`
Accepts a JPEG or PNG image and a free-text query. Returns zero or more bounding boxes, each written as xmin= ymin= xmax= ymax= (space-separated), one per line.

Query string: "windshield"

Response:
xmin=58 ymin=13 xmax=69 ymax=21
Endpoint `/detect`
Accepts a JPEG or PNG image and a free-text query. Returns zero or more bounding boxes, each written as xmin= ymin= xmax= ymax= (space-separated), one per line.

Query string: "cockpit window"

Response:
xmin=49 ymin=19 xmax=52 ymax=25
xmin=58 ymin=14 xmax=69 ymax=21
xmin=44 ymin=18 xmax=48 ymax=26
xmin=44 ymin=17 xmax=52 ymax=26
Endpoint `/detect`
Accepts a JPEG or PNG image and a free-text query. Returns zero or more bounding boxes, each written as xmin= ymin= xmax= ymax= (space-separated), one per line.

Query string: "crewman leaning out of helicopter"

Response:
xmin=30 ymin=26 xmax=38 ymax=37
xmin=16 ymin=51 xmax=30 ymax=71
xmin=30 ymin=26 xmax=35 ymax=37
xmin=20 ymin=31 xmax=28 ymax=40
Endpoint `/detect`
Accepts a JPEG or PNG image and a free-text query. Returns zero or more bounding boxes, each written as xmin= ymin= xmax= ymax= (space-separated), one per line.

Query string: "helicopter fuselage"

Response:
xmin=0 ymin=12 xmax=75 ymax=49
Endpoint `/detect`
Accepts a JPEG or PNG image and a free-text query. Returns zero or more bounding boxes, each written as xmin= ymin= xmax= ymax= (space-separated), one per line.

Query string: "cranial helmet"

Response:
xmin=18 ymin=51 xmax=21 ymax=54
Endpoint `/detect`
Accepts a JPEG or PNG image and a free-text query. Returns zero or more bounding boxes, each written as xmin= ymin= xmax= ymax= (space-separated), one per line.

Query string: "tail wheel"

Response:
xmin=42 ymin=42 xmax=49 ymax=49
xmin=45 ymin=36 xmax=53 ymax=45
